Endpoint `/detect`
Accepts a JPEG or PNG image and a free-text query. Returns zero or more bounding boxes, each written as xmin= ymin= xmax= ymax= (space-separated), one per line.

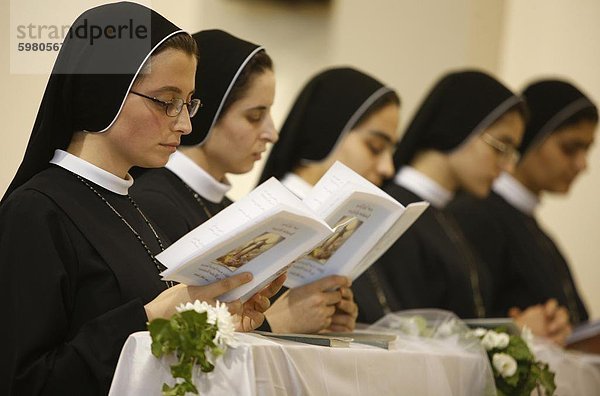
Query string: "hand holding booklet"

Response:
xmin=156 ymin=162 xmax=428 ymax=302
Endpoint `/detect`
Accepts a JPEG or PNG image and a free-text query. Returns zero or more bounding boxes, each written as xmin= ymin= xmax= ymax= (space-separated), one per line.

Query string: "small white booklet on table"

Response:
xmin=156 ymin=162 xmax=428 ymax=302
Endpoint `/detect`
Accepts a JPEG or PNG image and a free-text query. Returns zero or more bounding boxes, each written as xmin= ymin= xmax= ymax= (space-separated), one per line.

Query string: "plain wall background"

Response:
xmin=1 ymin=0 xmax=598 ymax=318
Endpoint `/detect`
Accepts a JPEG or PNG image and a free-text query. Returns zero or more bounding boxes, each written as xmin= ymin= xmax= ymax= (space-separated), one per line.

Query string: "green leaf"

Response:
xmin=149 ymin=319 xmax=177 ymax=358
xmin=147 ymin=308 xmax=228 ymax=395
xmin=505 ymin=336 xmax=533 ymax=362
xmin=503 ymin=371 xmax=520 ymax=387
xmin=171 ymin=360 xmax=194 ymax=382
xmin=162 ymin=380 xmax=199 ymax=396
xmin=537 ymin=362 xmax=556 ymax=395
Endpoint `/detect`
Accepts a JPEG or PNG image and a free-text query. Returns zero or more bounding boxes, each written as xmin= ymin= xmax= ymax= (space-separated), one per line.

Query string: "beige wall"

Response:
xmin=1 ymin=0 xmax=596 ymax=317
xmin=499 ymin=0 xmax=600 ymax=319
xmin=194 ymin=0 xmax=507 ymax=199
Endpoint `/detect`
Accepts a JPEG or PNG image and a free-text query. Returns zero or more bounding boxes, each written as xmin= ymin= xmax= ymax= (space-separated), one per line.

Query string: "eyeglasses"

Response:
xmin=130 ymin=91 xmax=202 ymax=118
xmin=481 ymin=133 xmax=520 ymax=164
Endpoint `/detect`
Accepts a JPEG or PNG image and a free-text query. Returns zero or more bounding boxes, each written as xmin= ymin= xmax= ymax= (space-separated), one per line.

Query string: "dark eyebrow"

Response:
xmin=367 ymin=130 xmax=395 ymax=145
xmin=246 ymin=106 xmax=268 ymax=112
xmin=562 ymin=140 xmax=594 ymax=149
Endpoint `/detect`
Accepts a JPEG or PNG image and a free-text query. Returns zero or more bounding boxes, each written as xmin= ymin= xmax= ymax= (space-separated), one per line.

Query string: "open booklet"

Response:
xmin=156 ymin=161 xmax=428 ymax=302
xmin=284 ymin=162 xmax=428 ymax=288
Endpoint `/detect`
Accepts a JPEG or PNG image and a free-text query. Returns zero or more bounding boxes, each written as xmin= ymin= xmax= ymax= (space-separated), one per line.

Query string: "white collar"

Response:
xmin=165 ymin=150 xmax=231 ymax=203
xmin=281 ymin=172 xmax=313 ymax=199
xmin=50 ymin=149 xmax=133 ymax=195
xmin=493 ymin=172 xmax=539 ymax=215
xmin=394 ymin=166 xmax=453 ymax=209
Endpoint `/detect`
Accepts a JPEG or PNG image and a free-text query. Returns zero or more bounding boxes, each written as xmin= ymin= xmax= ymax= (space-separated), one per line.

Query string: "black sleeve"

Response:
xmin=0 ymin=191 xmax=148 ymax=395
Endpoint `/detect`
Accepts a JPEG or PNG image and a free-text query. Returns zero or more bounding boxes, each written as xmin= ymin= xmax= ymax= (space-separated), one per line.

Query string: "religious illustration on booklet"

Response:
xmin=307 ymin=216 xmax=363 ymax=264
xmin=215 ymin=232 xmax=285 ymax=270
xmin=156 ymin=162 xmax=428 ymax=302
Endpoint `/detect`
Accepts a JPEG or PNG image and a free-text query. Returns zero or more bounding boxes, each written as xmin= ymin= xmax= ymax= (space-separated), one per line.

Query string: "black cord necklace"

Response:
xmin=74 ymin=173 xmax=175 ymax=288
xmin=366 ymin=267 xmax=392 ymax=314
xmin=181 ymin=180 xmax=214 ymax=219
xmin=434 ymin=210 xmax=486 ymax=318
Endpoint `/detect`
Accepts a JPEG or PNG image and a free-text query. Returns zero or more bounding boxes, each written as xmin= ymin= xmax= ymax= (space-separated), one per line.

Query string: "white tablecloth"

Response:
xmin=109 ymin=332 xmax=490 ymax=395
xmin=532 ymin=338 xmax=600 ymax=396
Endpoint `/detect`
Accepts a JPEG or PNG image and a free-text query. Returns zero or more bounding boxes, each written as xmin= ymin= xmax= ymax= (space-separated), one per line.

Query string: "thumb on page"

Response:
xmin=191 ymin=272 xmax=253 ymax=300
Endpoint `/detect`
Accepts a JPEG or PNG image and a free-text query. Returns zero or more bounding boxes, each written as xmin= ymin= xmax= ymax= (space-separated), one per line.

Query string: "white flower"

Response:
xmin=176 ymin=300 xmax=211 ymax=316
xmin=521 ymin=325 xmax=534 ymax=350
xmin=495 ymin=333 xmax=510 ymax=349
xmin=392 ymin=316 xmax=428 ymax=336
xmin=481 ymin=330 xmax=510 ymax=350
xmin=436 ymin=319 xmax=457 ymax=338
xmin=176 ymin=300 xmax=238 ymax=348
xmin=481 ymin=331 xmax=498 ymax=350
xmin=212 ymin=301 xmax=237 ymax=348
xmin=492 ymin=353 xmax=518 ymax=378
xmin=471 ymin=327 xmax=488 ymax=338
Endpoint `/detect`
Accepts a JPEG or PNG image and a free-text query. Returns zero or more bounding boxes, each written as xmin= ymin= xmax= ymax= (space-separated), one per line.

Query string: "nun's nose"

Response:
xmin=261 ymin=114 xmax=278 ymax=143
xmin=378 ymin=151 xmax=395 ymax=179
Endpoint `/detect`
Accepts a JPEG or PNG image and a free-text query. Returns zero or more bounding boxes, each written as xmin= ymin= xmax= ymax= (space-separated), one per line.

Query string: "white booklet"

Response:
xmin=156 ymin=162 xmax=428 ymax=302
xmin=156 ymin=178 xmax=331 ymax=302
xmin=284 ymin=161 xmax=428 ymax=288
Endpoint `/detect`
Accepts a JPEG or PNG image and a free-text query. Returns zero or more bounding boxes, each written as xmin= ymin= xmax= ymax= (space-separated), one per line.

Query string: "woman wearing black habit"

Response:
xmin=132 ymin=30 xmax=354 ymax=334
xmin=448 ymin=79 xmax=597 ymax=344
xmin=369 ymin=70 xmax=526 ymax=323
xmin=0 ymin=4 xmax=276 ymax=394
xmin=258 ymin=66 xmax=401 ymax=326
xmin=132 ymin=30 xmax=270 ymax=237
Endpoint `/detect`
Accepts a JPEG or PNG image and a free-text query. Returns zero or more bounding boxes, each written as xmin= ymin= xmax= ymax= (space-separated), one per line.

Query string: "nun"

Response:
xmin=132 ymin=30 xmax=277 ymax=235
xmin=259 ymin=66 xmax=400 ymax=326
xmin=0 ymin=5 xmax=273 ymax=394
xmin=371 ymin=70 xmax=525 ymax=323
xmin=448 ymin=79 xmax=597 ymax=343
xmin=132 ymin=31 xmax=349 ymax=334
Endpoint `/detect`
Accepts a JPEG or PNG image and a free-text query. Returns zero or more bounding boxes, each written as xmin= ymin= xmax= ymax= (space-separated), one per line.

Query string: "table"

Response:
xmin=109 ymin=332 xmax=491 ymax=395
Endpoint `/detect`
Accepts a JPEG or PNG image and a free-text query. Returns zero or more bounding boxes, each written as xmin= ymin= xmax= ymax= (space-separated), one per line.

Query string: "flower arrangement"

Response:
xmin=469 ymin=327 xmax=556 ymax=396
xmin=370 ymin=310 xmax=557 ymax=396
xmin=148 ymin=300 xmax=237 ymax=396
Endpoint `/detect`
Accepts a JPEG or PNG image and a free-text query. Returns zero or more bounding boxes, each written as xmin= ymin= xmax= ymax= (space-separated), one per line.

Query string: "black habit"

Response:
xmin=366 ymin=70 xmax=523 ymax=323
xmin=1 ymin=166 xmax=169 ymax=394
xmin=131 ymin=167 xmax=230 ymax=242
xmin=375 ymin=184 xmax=493 ymax=319
xmin=256 ymin=67 xmax=401 ymax=324
xmin=448 ymin=191 xmax=588 ymax=323
xmin=446 ymin=79 xmax=597 ymax=324
xmin=0 ymin=3 xmax=186 ymax=393
xmin=132 ymin=29 xmax=263 ymax=328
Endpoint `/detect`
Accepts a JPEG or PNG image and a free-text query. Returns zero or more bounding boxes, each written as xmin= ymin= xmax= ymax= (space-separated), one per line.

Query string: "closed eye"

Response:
xmin=246 ymin=109 xmax=266 ymax=123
